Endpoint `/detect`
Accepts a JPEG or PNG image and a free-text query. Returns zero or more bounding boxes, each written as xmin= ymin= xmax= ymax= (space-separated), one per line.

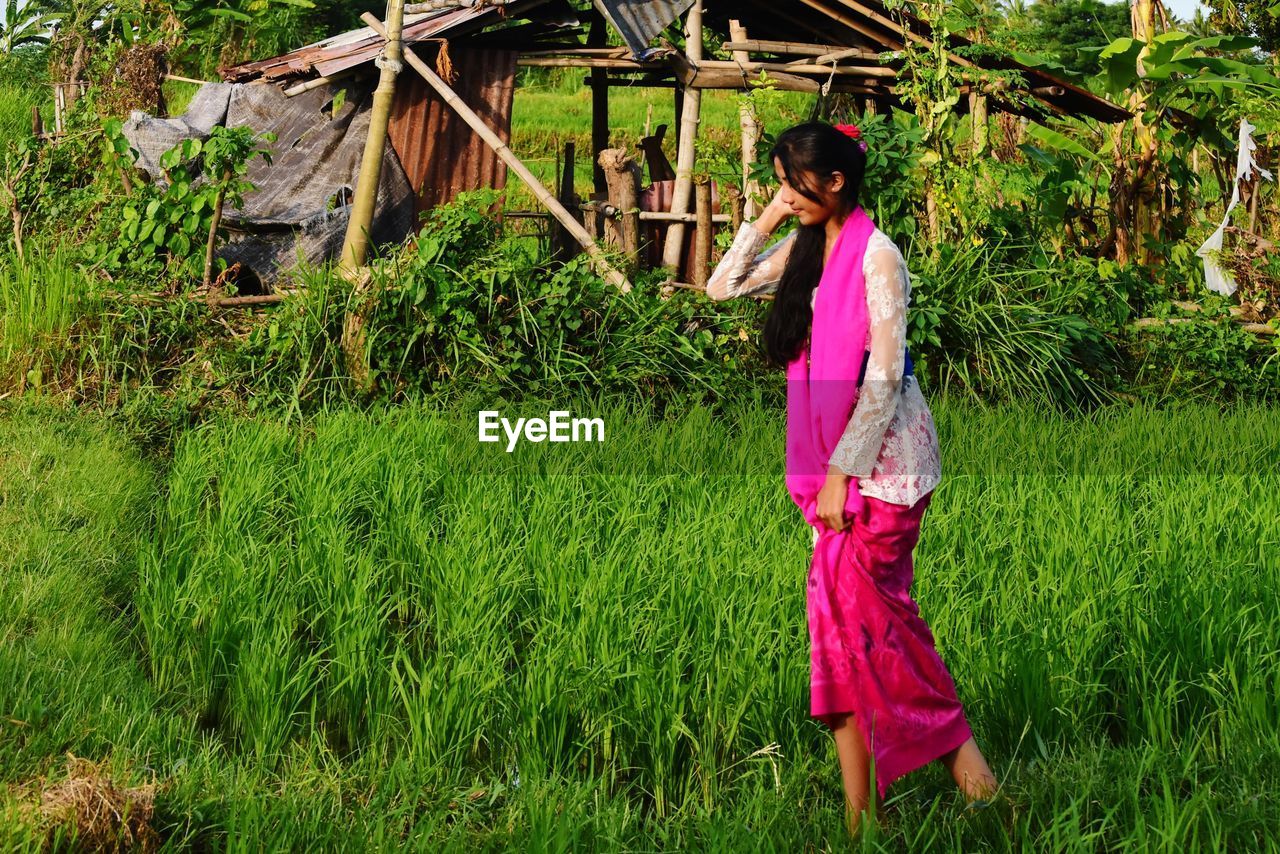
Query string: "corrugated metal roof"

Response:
xmin=388 ymin=47 xmax=518 ymax=217
xmin=593 ymin=0 xmax=693 ymax=56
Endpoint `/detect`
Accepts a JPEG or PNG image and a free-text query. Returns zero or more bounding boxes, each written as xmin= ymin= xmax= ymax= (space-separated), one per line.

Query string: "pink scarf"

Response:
xmin=784 ymin=205 xmax=877 ymax=535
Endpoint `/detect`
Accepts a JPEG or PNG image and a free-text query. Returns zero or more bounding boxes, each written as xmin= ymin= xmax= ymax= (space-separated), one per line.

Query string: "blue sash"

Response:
xmin=856 ymin=347 xmax=914 ymax=386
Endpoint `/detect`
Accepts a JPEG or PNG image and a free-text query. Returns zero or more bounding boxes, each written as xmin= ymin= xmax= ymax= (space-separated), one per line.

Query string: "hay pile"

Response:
xmin=14 ymin=754 xmax=159 ymax=852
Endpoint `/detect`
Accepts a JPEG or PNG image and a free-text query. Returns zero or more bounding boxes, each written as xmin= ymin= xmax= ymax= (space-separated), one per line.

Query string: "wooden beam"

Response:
xmin=720 ymin=39 xmax=878 ymax=59
xmin=693 ymin=178 xmax=713 ymax=289
xmin=821 ymin=0 xmax=980 ymax=69
xmin=517 ymin=56 xmax=649 ymax=69
xmin=521 ymin=55 xmax=896 ymax=78
xmin=795 ymin=0 xmax=905 ymax=51
xmin=584 ymin=75 xmax=677 ymax=88
xmin=340 ymin=0 xmax=405 ymax=274
xmin=284 ymin=71 xmax=358 ymax=97
xmin=589 ymin=16 xmax=609 ymax=195
xmin=599 ymin=148 xmax=642 ymax=265
xmin=360 ymin=12 xmax=631 ymax=293
xmin=712 ymin=59 xmax=897 ymax=78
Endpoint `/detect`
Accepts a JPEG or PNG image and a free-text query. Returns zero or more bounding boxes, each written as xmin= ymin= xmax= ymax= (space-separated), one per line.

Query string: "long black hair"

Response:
xmin=761 ymin=122 xmax=867 ymax=367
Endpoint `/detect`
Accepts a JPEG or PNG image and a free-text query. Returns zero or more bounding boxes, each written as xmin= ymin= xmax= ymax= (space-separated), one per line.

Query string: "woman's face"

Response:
xmin=774 ymin=156 xmax=846 ymax=227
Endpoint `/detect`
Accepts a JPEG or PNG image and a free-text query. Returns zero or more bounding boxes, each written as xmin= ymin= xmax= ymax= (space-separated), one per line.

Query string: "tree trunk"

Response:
xmin=203 ymin=171 xmax=231 ymax=300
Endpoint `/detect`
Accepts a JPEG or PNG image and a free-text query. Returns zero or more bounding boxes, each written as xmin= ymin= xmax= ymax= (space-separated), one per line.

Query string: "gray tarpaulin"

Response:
xmin=122 ymin=79 xmax=416 ymax=287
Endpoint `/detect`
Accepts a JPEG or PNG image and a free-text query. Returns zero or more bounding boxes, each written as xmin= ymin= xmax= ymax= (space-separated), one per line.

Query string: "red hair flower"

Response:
xmin=834 ymin=123 xmax=868 ymax=153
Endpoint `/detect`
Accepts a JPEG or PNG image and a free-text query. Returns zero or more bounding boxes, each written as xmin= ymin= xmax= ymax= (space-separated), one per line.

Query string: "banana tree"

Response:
xmin=1 ymin=0 xmax=52 ymax=54
xmin=1092 ymin=30 xmax=1280 ymax=263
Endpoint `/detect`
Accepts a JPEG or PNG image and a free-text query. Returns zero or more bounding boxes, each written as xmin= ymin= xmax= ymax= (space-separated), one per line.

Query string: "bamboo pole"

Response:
xmin=339 ymin=0 xmax=406 ymax=274
xmin=730 ymin=20 xmax=761 ymax=221
xmin=361 ymin=13 xmax=632 ymax=292
xmin=165 ymin=73 xmax=214 ymax=85
xmin=285 ymin=71 xmax=357 ymax=97
xmin=518 ymin=55 xmax=896 ymax=78
xmin=662 ymin=0 xmax=703 ymax=273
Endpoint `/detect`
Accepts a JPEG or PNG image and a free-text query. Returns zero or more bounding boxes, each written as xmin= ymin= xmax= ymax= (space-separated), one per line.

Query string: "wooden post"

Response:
xmin=339 ymin=0 xmax=406 ymax=274
xmin=553 ymin=140 xmax=578 ymax=261
xmin=693 ymin=178 xmax=712 ymax=288
xmin=361 ymin=13 xmax=632 ymax=292
xmin=729 ymin=20 xmax=761 ymax=220
xmin=599 ymin=148 xmax=641 ymax=267
xmin=31 ymin=107 xmax=42 ymax=138
xmin=662 ymin=0 xmax=703 ymax=273
xmin=589 ymin=17 xmax=609 ymax=196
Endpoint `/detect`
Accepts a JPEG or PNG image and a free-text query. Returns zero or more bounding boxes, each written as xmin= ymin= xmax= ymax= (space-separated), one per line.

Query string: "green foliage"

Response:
xmin=1020 ymin=0 xmax=1132 ymax=77
xmin=855 ymin=112 xmax=926 ymax=246
xmin=0 ymin=0 xmax=52 ymax=55
xmin=909 ymin=238 xmax=1126 ymax=408
xmin=1125 ymin=304 xmax=1280 ymax=400
xmin=95 ymin=123 xmax=273 ymax=282
xmin=1206 ymin=0 xmax=1280 ymax=51
xmin=355 ymin=190 xmax=769 ymax=407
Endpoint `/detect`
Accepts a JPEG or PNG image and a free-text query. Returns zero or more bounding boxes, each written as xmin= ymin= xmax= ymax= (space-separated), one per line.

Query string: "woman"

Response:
xmin=706 ymin=122 xmax=998 ymax=833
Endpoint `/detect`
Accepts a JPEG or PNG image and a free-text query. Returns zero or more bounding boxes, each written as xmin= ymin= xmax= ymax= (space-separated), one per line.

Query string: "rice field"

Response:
xmin=1 ymin=397 xmax=1278 ymax=851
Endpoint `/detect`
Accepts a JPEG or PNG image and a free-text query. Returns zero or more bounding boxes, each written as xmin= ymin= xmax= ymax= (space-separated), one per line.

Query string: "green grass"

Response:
xmin=0 ymin=246 xmax=101 ymax=390
xmin=1 ymin=398 xmax=1277 ymax=850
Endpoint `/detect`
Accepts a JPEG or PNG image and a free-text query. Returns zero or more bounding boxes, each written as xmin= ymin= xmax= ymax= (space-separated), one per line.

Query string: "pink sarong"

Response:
xmin=785 ymin=207 xmax=972 ymax=799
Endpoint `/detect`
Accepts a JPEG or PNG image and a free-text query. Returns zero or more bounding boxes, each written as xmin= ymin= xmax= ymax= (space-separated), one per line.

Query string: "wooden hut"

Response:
xmin=222 ymin=0 xmax=1131 ymax=289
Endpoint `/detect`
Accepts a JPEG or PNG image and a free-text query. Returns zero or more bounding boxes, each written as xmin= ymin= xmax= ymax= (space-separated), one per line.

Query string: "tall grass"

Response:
xmin=0 ymin=246 xmax=100 ymax=389
xmin=53 ymin=398 xmax=1268 ymax=849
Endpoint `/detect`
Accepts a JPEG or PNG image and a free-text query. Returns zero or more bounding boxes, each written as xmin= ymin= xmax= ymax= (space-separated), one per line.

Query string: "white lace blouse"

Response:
xmin=706 ymin=222 xmax=942 ymax=509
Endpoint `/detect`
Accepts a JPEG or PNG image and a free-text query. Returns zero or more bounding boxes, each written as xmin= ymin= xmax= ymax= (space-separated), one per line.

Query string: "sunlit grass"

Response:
xmin=1 ymin=399 xmax=1277 ymax=849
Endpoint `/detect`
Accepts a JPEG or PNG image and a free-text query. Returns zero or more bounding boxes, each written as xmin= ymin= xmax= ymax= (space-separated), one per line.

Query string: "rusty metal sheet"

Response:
xmin=387 ymin=47 xmax=518 ymax=218
xmin=222 ymin=6 xmax=492 ymax=82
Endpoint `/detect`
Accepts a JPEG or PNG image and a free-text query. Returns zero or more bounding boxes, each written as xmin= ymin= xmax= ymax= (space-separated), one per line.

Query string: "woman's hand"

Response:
xmin=755 ymin=190 xmax=794 ymax=236
xmin=817 ymin=467 xmax=852 ymax=532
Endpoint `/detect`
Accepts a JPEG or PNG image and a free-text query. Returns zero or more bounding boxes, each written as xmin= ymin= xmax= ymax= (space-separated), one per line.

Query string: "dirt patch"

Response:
xmin=13 ymin=753 xmax=160 ymax=852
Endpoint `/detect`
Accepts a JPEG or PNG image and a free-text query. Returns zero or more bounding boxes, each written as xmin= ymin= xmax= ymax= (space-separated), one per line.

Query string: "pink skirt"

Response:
xmin=807 ymin=490 xmax=972 ymax=800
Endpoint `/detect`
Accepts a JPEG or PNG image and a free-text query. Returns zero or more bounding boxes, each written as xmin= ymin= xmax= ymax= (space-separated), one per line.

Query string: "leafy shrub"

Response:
xmin=364 ymin=191 xmax=772 ymax=408
xmin=94 ymin=123 xmax=274 ymax=284
xmin=908 ymin=237 xmax=1122 ymax=407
